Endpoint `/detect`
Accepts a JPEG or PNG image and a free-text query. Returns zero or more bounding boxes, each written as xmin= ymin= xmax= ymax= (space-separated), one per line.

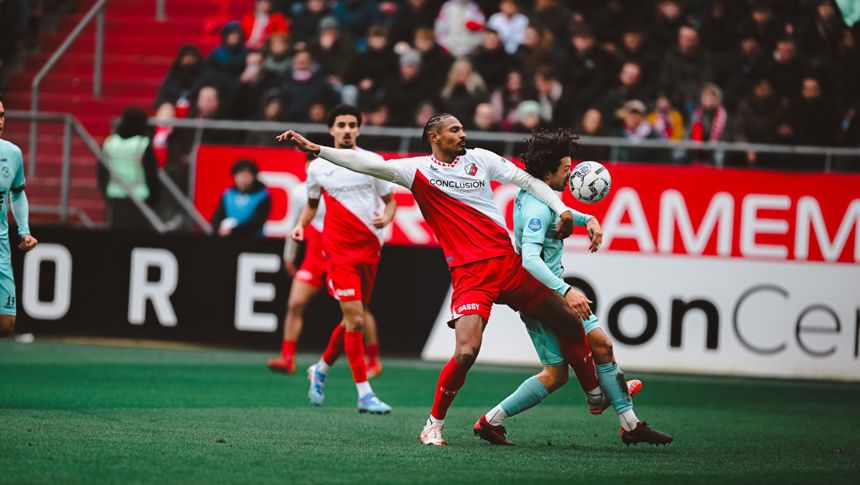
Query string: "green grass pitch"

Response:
xmin=1 ymin=340 xmax=858 ymax=484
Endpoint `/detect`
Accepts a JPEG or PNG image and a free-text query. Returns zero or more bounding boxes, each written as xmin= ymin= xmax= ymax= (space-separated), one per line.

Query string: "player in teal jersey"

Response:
xmin=473 ymin=129 xmax=672 ymax=446
xmin=0 ymin=98 xmax=39 ymax=337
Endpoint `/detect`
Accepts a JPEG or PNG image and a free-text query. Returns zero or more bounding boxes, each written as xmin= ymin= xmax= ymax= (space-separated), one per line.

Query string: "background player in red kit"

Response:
xmin=289 ymin=105 xmax=396 ymax=414
xmin=278 ymin=114 xmax=625 ymax=445
xmin=266 ymin=176 xmax=384 ymax=378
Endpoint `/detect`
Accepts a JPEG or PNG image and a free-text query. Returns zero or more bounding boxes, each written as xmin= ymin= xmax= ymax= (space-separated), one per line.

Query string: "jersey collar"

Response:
xmin=430 ymin=154 xmax=460 ymax=167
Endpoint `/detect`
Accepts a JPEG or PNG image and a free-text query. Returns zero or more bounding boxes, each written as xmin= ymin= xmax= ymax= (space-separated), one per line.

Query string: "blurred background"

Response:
xmin=1 ymin=0 xmax=858 ymax=381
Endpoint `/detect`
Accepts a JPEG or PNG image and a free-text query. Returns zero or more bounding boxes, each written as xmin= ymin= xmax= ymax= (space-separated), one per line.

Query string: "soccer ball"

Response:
xmin=569 ymin=161 xmax=611 ymax=203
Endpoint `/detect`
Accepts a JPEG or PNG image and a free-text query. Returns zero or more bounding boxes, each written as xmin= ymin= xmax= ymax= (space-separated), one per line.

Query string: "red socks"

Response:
xmin=558 ymin=329 xmax=600 ymax=392
xmin=322 ymin=324 xmax=345 ymax=366
xmin=430 ymin=358 xmax=469 ymax=420
xmin=281 ymin=340 xmax=296 ymax=360
xmin=344 ymin=330 xmax=368 ymax=383
xmin=365 ymin=342 xmax=379 ymax=364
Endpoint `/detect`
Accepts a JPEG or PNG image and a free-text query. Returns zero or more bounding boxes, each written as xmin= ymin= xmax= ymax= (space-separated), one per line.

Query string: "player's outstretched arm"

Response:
xmin=11 ymin=189 xmax=37 ymax=251
xmin=277 ymin=130 xmax=407 ymax=186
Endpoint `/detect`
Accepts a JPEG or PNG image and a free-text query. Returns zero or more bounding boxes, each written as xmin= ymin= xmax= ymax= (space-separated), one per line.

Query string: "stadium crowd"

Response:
xmin=151 ymin=0 xmax=860 ymax=157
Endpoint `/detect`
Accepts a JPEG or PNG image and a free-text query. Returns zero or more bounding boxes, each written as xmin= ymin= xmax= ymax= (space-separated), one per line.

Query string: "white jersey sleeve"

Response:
xmin=473 ymin=148 xmax=572 ymax=217
xmin=356 ymin=147 xmax=395 ymax=197
xmin=317 ymin=146 xmax=415 ymax=188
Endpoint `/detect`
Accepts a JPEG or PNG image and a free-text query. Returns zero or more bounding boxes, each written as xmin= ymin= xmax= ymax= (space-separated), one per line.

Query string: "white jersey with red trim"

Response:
xmin=377 ymin=148 xmax=524 ymax=268
xmin=316 ymin=145 xmax=573 ymax=269
xmin=306 ymin=147 xmax=393 ymax=264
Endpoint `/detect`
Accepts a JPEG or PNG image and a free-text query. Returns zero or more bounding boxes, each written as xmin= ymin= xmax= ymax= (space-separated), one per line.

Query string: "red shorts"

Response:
xmin=326 ymin=261 xmax=378 ymax=305
xmin=449 ymin=253 xmax=552 ymax=327
xmin=294 ymin=226 xmax=326 ymax=289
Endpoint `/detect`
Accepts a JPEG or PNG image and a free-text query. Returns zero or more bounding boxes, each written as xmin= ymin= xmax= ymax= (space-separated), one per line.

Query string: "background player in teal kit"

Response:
xmin=0 ymin=98 xmax=39 ymax=337
xmin=474 ymin=129 xmax=672 ymax=446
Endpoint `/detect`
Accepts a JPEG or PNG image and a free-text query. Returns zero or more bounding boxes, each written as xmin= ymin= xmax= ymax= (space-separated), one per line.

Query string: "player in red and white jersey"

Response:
xmin=267 ymin=180 xmax=385 ymax=377
xmin=278 ymin=114 xmax=604 ymax=445
xmin=290 ymin=105 xmax=396 ymax=414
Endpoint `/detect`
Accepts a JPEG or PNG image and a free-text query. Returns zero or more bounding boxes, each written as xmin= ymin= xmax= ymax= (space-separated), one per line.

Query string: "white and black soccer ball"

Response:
xmin=569 ymin=161 xmax=611 ymax=203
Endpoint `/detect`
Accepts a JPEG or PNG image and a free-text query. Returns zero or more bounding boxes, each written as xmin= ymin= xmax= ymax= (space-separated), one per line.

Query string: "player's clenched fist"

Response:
xmin=291 ymin=225 xmax=304 ymax=242
xmin=18 ymin=234 xmax=37 ymax=252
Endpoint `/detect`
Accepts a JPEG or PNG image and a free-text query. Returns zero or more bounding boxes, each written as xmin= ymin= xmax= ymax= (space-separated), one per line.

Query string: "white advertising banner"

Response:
xmin=422 ymin=251 xmax=860 ymax=381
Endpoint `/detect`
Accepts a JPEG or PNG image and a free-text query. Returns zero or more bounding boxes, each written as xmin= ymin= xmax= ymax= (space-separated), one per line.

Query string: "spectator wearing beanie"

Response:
xmin=155 ymin=44 xmax=204 ymax=114
xmin=309 ymin=16 xmax=356 ymax=84
xmin=689 ymin=83 xmax=729 ymax=143
xmin=206 ymin=21 xmax=249 ymax=81
xmin=381 ymin=49 xmax=437 ymax=126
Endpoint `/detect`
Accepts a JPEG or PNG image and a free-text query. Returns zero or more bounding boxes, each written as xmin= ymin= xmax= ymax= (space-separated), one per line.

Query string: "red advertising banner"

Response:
xmin=194 ymin=145 xmax=860 ymax=264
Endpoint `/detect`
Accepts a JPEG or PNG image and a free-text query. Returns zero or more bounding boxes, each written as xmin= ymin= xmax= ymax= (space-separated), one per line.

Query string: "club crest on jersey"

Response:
xmin=528 ymin=218 xmax=542 ymax=231
xmin=0 ymin=166 xmax=9 ymax=178
xmin=464 ymin=163 xmax=478 ymax=176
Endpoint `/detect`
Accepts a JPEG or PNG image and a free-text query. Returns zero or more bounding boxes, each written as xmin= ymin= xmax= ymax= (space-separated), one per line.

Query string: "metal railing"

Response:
xmin=29 ymin=0 xmax=108 ymax=178
xmin=9 ymin=110 xmax=168 ymax=232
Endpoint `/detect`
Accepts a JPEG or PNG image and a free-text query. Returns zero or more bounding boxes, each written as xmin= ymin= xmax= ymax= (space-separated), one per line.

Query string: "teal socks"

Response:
xmin=499 ymin=375 xmax=550 ymax=417
xmin=596 ymin=362 xmax=633 ymax=414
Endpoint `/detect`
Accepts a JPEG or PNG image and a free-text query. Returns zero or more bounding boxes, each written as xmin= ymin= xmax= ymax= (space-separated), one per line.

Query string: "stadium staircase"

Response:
xmin=3 ymin=0 xmax=245 ymax=225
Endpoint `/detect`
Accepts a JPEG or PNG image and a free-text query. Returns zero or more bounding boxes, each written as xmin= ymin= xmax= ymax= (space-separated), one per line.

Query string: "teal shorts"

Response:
xmin=521 ymin=314 xmax=565 ymax=366
xmin=0 ymin=260 xmax=16 ymax=316
xmin=520 ymin=313 xmax=603 ymax=366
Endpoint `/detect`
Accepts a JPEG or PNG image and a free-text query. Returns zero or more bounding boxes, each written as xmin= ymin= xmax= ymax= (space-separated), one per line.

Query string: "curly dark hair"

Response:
xmin=520 ymin=129 xmax=580 ymax=179
xmin=326 ymin=104 xmax=363 ymax=127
